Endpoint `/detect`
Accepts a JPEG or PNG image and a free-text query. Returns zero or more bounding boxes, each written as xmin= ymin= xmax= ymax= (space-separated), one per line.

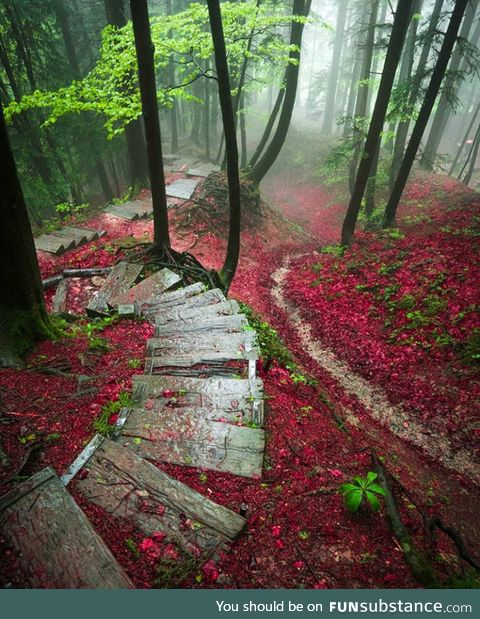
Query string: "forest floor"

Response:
xmin=1 ymin=163 xmax=479 ymax=589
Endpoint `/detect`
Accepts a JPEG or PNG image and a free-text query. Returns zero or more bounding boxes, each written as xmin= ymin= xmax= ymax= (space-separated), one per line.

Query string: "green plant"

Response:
xmin=290 ymin=372 xmax=317 ymax=387
xmin=339 ymin=472 xmax=386 ymax=512
xmin=93 ymin=391 xmax=133 ymax=437
xmin=458 ymin=329 xmax=480 ymax=366
xmin=125 ymin=538 xmax=140 ymax=559
xmin=127 ymin=358 xmax=142 ymax=369
xmin=88 ymin=336 xmax=111 ymax=352
xmin=320 ymin=244 xmax=346 ymax=257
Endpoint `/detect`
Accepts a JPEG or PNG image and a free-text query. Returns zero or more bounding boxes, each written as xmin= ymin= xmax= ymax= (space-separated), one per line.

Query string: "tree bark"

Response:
xmin=420 ymin=0 xmax=479 ymax=169
xmin=321 ymin=0 xmax=348 ymax=135
xmin=246 ymin=0 xmax=311 ymax=187
xmin=461 ymin=121 xmax=480 ymax=185
xmin=248 ymin=85 xmax=285 ymax=169
xmin=341 ymin=0 xmax=415 ymax=245
xmin=0 ymin=104 xmax=52 ymax=368
xmin=449 ymin=99 xmax=480 ymax=176
xmin=130 ymin=0 xmax=170 ymax=251
xmin=384 ymin=0 xmax=470 ymax=227
xmin=207 ymin=0 xmax=241 ymax=291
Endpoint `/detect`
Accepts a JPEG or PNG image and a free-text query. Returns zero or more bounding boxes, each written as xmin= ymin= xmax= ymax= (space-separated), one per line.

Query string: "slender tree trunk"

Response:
xmin=389 ymin=0 xmax=423 ymax=189
xmin=349 ymin=0 xmax=381 ymax=193
xmin=343 ymin=3 xmax=369 ymax=138
xmin=462 ymin=121 xmax=480 ymax=185
xmin=204 ymin=59 xmax=211 ymax=160
xmin=341 ymin=0 xmax=415 ymax=245
xmin=420 ymin=0 xmax=479 ymax=169
xmin=449 ymin=99 xmax=480 ymax=175
xmin=247 ymin=0 xmax=311 ymax=187
xmin=384 ymin=0 xmax=470 ymax=226
xmin=322 ymin=0 xmax=348 ymax=135
xmin=0 ymin=104 xmax=52 ymax=367
xmin=240 ymin=92 xmax=247 ymax=168
xmin=207 ymin=0 xmax=241 ymax=291
xmin=105 ymin=0 xmax=149 ymax=189
xmin=248 ymin=87 xmax=285 ymax=169
xmin=130 ymin=0 xmax=170 ymax=251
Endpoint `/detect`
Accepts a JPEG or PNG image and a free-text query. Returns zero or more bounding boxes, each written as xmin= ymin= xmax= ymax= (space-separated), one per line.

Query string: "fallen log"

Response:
xmin=42 ymin=267 xmax=113 ymax=290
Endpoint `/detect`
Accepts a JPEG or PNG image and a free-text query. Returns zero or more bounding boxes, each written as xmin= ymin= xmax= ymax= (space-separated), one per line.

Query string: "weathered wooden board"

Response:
xmin=141 ymin=282 xmax=206 ymax=314
xmin=35 ymin=235 xmax=66 ymax=255
xmin=52 ymin=278 xmax=69 ymax=314
xmin=165 ymin=178 xmax=200 ymax=200
xmin=146 ymin=289 xmax=226 ymax=321
xmin=172 ymin=157 xmax=197 ymax=172
xmin=133 ymin=375 xmax=264 ymax=425
xmin=118 ymin=408 xmax=264 ymax=478
xmin=86 ymin=262 xmax=143 ymax=316
xmin=186 ymin=163 xmax=220 ymax=178
xmin=64 ymin=226 xmax=105 ymax=242
xmin=104 ymin=201 xmax=151 ymax=220
xmin=110 ymin=268 xmax=181 ymax=306
xmin=51 ymin=228 xmax=88 ymax=245
xmin=146 ymin=331 xmax=258 ymax=358
xmin=125 ymin=200 xmax=153 ymax=218
xmin=75 ymin=439 xmax=245 ymax=554
xmin=48 ymin=233 xmax=77 ymax=251
xmin=154 ymin=300 xmax=240 ymax=326
xmin=154 ymin=313 xmax=249 ymax=337
xmin=145 ymin=343 xmax=258 ymax=371
xmin=0 ymin=467 xmax=132 ymax=589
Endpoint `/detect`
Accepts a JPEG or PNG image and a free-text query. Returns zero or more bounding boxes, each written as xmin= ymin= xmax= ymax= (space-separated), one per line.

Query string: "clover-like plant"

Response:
xmin=339 ymin=472 xmax=386 ymax=512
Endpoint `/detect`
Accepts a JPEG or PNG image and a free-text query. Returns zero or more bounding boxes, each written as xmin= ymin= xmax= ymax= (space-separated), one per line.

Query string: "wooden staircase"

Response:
xmin=0 ymin=267 xmax=265 ymax=588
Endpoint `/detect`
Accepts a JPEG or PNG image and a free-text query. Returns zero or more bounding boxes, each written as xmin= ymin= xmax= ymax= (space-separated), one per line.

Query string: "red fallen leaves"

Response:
xmin=202 ymin=559 xmax=219 ymax=583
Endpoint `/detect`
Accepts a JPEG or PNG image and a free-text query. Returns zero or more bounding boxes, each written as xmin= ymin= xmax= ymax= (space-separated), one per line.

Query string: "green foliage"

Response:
xmin=93 ymin=391 xmax=133 ymax=437
xmin=458 ymin=329 xmax=480 ymax=366
xmin=127 ymin=358 xmax=142 ymax=369
xmin=239 ymin=302 xmax=294 ymax=369
xmin=125 ymin=538 xmax=140 ymax=559
xmin=339 ymin=472 xmax=386 ymax=512
xmin=320 ymin=244 xmax=346 ymax=257
xmin=289 ymin=372 xmax=317 ymax=387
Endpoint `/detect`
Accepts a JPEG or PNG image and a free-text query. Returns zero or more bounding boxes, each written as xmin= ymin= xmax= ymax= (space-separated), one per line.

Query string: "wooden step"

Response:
xmin=48 ymin=232 xmax=77 ymax=251
xmin=154 ymin=313 xmax=249 ymax=337
xmin=146 ymin=288 xmax=226 ymax=318
xmin=186 ymin=163 xmax=220 ymax=178
xmin=86 ymin=262 xmax=143 ymax=316
xmin=52 ymin=278 xmax=69 ymax=314
xmin=0 ymin=467 xmax=132 ymax=589
xmin=35 ymin=235 xmax=67 ymax=255
xmin=50 ymin=228 xmax=88 ymax=246
xmin=153 ymin=300 xmax=240 ymax=326
xmin=141 ymin=282 xmax=206 ymax=314
xmin=104 ymin=202 xmax=148 ymax=220
xmin=146 ymin=331 xmax=259 ymax=357
xmin=118 ymin=408 xmax=264 ymax=478
xmin=64 ymin=226 xmax=105 ymax=242
xmin=165 ymin=178 xmax=201 ymax=200
xmin=110 ymin=268 xmax=181 ymax=307
xmin=73 ymin=438 xmax=245 ymax=555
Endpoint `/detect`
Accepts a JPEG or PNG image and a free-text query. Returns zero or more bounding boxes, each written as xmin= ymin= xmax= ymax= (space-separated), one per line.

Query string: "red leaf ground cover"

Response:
xmin=1 ymin=171 xmax=479 ymax=589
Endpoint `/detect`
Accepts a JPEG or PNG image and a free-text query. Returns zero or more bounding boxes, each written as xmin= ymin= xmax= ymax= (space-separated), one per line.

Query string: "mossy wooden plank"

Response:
xmin=141 ymin=282 xmax=205 ymax=315
xmin=0 ymin=467 xmax=132 ymax=589
xmin=165 ymin=178 xmax=200 ymax=199
xmin=104 ymin=204 xmax=140 ymax=220
xmin=154 ymin=313 xmax=248 ymax=336
xmin=111 ymin=269 xmax=181 ymax=306
xmin=118 ymin=408 xmax=264 ymax=477
xmin=146 ymin=331 xmax=259 ymax=358
xmin=50 ymin=228 xmax=88 ymax=246
xmin=35 ymin=235 xmax=66 ymax=255
xmin=52 ymin=278 xmax=69 ymax=314
xmin=64 ymin=226 xmax=105 ymax=242
xmin=86 ymin=262 xmax=143 ymax=316
xmin=154 ymin=300 xmax=240 ymax=326
xmin=75 ymin=439 xmax=245 ymax=554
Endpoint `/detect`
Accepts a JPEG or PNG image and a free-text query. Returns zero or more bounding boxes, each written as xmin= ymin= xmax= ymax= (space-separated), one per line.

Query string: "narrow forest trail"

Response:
xmin=270 ymin=253 xmax=479 ymax=484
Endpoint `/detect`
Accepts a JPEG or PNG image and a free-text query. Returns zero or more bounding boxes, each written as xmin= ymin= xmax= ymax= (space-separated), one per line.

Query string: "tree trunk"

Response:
xmin=321 ymin=0 xmax=348 ymax=135
xmin=248 ymin=86 xmax=285 ymax=169
xmin=349 ymin=0 xmax=381 ymax=193
xmin=0 ymin=104 xmax=52 ymax=368
xmin=420 ymin=0 xmax=479 ymax=169
xmin=105 ymin=0 xmax=149 ymax=189
xmin=462 ymin=121 xmax=480 ymax=185
xmin=384 ymin=0 xmax=470 ymax=227
xmin=341 ymin=0 xmax=415 ymax=245
xmin=449 ymin=99 xmax=480 ymax=176
xmin=240 ymin=93 xmax=247 ymax=168
xmin=246 ymin=0 xmax=311 ymax=187
xmin=207 ymin=0 xmax=241 ymax=291
xmin=130 ymin=0 xmax=170 ymax=251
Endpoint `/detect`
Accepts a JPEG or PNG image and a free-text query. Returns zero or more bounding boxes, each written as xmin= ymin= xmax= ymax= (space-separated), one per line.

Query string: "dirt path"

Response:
xmin=271 ymin=254 xmax=480 ymax=485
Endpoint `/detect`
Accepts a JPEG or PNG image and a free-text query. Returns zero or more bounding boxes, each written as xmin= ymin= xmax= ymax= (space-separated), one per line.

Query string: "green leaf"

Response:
xmin=344 ymin=489 xmax=363 ymax=512
xmin=366 ymin=471 xmax=378 ymax=484
xmin=365 ymin=491 xmax=381 ymax=511
xmin=339 ymin=483 xmax=358 ymax=495
xmin=368 ymin=483 xmax=386 ymax=496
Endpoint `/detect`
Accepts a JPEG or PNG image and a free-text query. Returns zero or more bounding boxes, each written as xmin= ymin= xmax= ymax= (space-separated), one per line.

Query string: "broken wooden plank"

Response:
xmin=153 ymin=300 xmax=240 ymax=326
xmin=74 ymin=439 xmax=245 ymax=554
xmin=186 ymin=162 xmax=220 ymax=178
xmin=110 ymin=268 xmax=181 ymax=307
xmin=63 ymin=226 xmax=105 ymax=242
xmin=154 ymin=313 xmax=249 ymax=337
xmin=35 ymin=235 xmax=66 ymax=255
xmin=141 ymin=282 xmax=206 ymax=314
xmin=146 ymin=331 xmax=258 ymax=357
xmin=86 ymin=261 xmax=143 ymax=316
xmin=103 ymin=203 xmax=141 ymax=220
xmin=0 ymin=467 xmax=132 ymax=588
xmin=52 ymin=278 xmax=69 ymax=314
xmin=118 ymin=408 xmax=264 ymax=478
xmin=165 ymin=178 xmax=200 ymax=200
xmin=145 ymin=343 xmax=257 ymax=370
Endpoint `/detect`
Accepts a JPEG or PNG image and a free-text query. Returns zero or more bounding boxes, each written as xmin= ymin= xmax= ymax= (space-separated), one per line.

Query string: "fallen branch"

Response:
xmin=372 ymin=451 xmax=436 ymax=586
xmin=430 ymin=517 xmax=480 ymax=573
xmin=42 ymin=267 xmax=113 ymax=289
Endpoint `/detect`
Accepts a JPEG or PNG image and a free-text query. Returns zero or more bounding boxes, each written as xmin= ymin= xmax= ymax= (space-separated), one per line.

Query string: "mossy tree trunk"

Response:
xmin=207 ymin=0 xmax=241 ymax=292
xmin=0 ymin=104 xmax=53 ymax=368
xmin=130 ymin=0 xmax=170 ymax=252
